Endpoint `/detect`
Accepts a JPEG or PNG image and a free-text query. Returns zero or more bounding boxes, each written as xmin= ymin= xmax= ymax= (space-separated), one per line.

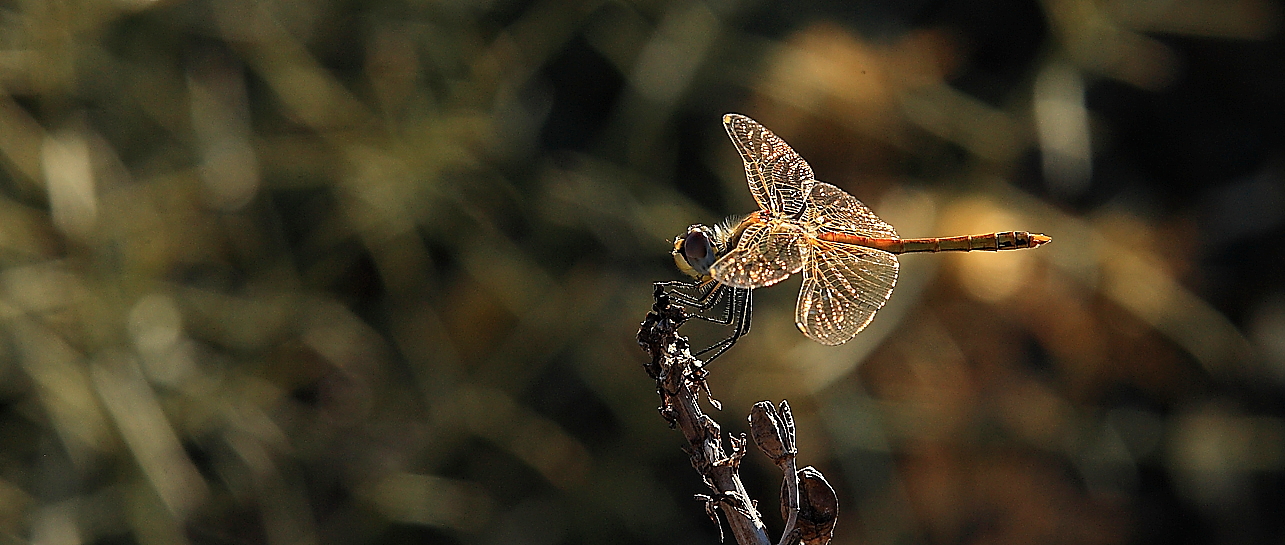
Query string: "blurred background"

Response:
xmin=0 ymin=0 xmax=1282 ymax=543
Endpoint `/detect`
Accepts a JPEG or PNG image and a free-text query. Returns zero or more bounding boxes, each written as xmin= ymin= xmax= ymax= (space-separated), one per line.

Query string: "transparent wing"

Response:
xmin=710 ymin=219 xmax=806 ymax=289
xmin=795 ymin=240 xmax=899 ymax=345
xmin=723 ymin=114 xmax=815 ymax=216
xmin=805 ymin=181 xmax=898 ymax=238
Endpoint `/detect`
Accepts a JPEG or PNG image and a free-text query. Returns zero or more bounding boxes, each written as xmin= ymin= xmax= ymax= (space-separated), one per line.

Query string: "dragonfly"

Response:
xmin=659 ymin=114 xmax=1050 ymax=363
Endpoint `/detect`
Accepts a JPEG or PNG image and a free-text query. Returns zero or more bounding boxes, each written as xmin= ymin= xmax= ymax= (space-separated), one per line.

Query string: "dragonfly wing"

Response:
xmin=724 ymin=114 xmax=815 ymax=217
xmin=806 ymin=181 xmax=898 ymax=238
xmin=710 ymin=220 xmax=806 ymax=289
xmin=795 ymin=240 xmax=898 ymax=345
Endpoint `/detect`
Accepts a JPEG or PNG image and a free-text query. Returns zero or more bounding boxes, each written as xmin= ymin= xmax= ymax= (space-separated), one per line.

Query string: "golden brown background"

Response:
xmin=0 ymin=0 xmax=1282 ymax=543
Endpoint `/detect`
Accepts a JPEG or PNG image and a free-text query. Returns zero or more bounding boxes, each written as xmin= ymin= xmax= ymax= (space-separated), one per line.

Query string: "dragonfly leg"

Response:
xmin=656 ymin=279 xmax=724 ymax=311
xmin=655 ymin=281 xmax=755 ymax=362
xmin=657 ymin=281 xmax=740 ymax=331
xmin=692 ymin=287 xmax=753 ymax=364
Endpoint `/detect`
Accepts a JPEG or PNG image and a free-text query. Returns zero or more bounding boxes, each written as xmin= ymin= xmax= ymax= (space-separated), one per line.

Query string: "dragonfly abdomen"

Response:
xmin=819 ymin=231 xmax=1051 ymax=254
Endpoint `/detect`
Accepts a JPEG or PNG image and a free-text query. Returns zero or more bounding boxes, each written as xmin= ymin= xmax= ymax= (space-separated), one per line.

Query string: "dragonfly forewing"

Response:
xmin=723 ymin=114 xmax=815 ymax=217
xmin=796 ymin=240 xmax=899 ymax=345
xmin=710 ymin=219 xmax=806 ymax=289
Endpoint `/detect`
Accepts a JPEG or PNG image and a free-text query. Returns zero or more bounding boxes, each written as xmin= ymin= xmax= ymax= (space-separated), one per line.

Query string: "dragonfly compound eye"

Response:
xmin=680 ymin=228 xmax=719 ymax=275
xmin=684 ymin=231 xmax=709 ymax=260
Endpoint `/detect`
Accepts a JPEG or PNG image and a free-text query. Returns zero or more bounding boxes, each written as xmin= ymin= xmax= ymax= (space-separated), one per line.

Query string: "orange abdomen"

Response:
xmin=818 ymin=231 xmax=1051 ymax=254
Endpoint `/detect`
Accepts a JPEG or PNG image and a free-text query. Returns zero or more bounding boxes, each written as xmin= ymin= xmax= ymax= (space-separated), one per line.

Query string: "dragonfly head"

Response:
xmin=673 ymin=224 xmax=721 ymax=279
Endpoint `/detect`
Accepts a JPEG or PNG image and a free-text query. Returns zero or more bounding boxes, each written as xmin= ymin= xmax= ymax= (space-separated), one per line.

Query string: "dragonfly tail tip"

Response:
xmin=1031 ymin=234 xmax=1052 ymax=247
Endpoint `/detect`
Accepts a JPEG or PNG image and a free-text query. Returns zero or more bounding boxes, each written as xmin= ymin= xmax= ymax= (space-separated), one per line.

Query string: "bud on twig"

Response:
xmin=749 ymin=401 xmax=797 ymax=465
xmin=791 ymin=467 xmax=838 ymax=545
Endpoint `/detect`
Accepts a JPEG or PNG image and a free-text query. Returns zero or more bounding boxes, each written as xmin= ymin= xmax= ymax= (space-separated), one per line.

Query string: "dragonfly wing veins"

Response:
xmin=710 ymin=219 xmax=806 ymax=289
xmin=797 ymin=240 xmax=899 ymax=345
xmin=805 ymin=182 xmax=898 ymax=239
xmin=723 ymin=114 xmax=815 ymax=217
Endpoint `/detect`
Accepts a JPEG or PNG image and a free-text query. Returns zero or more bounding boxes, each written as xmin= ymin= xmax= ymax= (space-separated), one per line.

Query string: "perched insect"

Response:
xmin=659 ymin=114 xmax=1050 ymax=362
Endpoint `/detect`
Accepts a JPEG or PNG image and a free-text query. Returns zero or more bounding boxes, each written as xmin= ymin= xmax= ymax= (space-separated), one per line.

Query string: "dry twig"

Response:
xmin=639 ymin=286 xmax=838 ymax=545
